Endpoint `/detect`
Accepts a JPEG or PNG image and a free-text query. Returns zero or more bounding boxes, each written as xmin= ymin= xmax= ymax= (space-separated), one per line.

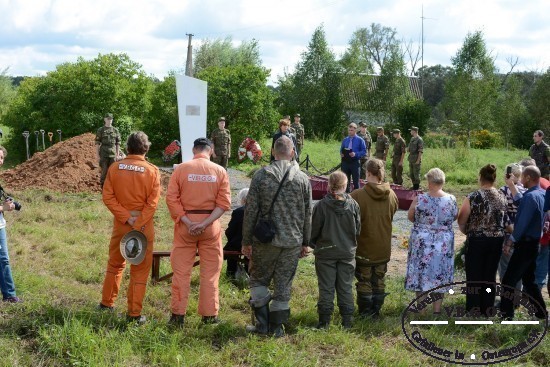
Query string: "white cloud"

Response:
xmin=0 ymin=0 xmax=548 ymax=80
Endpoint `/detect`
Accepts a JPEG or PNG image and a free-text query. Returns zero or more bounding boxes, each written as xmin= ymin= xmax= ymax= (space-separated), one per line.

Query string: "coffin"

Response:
xmin=309 ymin=175 xmax=420 ymax=210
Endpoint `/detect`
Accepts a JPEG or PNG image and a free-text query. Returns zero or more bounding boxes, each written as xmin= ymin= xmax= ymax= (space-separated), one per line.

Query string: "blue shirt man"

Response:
xmin=501 ymin=166 xmax=547 ymax=320
xmin=340 ymin=123 xmax=366 ymax=192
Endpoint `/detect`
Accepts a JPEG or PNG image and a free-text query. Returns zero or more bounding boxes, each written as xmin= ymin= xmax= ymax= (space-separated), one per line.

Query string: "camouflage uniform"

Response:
xmin=290 ymin=122 xmax=305 ymax=162
xmin=243 ymin=160 xmax=312 ymax=331
xmin=375 ymin=135 xmax=390 ymax=160
xmin=391 ymin=137 xmax=406 ymax=185
xmin=95 ymin=125 xmax=121 ymax=188
xmin=408 ymin=136 xmax=424 ymax=188
xmin=357 ymin=130 xmax=372 ymax=180
xmin=210 ymin=128 xmax=231 ymax=169
xmin=529 ymin=141 xmax=550 ymax=179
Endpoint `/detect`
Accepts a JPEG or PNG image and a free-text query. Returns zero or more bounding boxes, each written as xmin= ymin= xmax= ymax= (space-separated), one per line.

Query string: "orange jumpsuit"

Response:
xmin=101 ymin=155 xmax=161 ymax=317
xmin=166 ymin=152 xmax=231 ymax=317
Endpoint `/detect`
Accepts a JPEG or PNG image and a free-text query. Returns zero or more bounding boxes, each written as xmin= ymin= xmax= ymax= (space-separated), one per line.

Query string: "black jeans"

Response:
xmin=465 ymin=236 xmax=503 ymax=316
xmin=500 ymin=239 xmax=547 ymax=319
xmin=341 ymin=160 xmax=360 ymax=193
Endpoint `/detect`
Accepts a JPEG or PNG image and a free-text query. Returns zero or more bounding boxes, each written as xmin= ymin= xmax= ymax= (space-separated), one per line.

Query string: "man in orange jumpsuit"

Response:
xmin=99 ymin=131 xmax=161 ymax=324
xmin=166 ymin=137 xmax=231 ymax=326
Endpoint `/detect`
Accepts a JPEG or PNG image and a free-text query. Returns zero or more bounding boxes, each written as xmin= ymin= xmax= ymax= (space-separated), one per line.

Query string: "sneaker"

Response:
xmin=3 ymin=296 xmax=22 ymax=303
xmin=126 ymin=315 xmax=147 ymax=325
xmin=202 ymin=316 xmax=221 ymax=325
xmin=96 ymin=303 xmax=114 ymax=312
xmin=168 ymin=314 xmax=185 ymax=328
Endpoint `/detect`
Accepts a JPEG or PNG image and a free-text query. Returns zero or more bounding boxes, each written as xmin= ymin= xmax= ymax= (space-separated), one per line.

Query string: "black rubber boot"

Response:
xmin=357 ymin=293 xmax=375 ymax=318
xmin=269 ymin=309 xmax=290 ymax=338
xmin=341 ymin=314 xmax=354 ymax=329
xmin=246 ymin=304 xmax=270 ymax=334
xmin=168 ymin=313 xmax=185 ymax=328
xmin=412 ymin=184 xmax=420 ymax=190
xmin=372 ymin=293 xmax=389 ymax=318
xmin=316 ymin=314 xmax=331 ymax=329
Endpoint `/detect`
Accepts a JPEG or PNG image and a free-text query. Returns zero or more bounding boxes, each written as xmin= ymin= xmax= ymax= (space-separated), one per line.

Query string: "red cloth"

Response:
xmin=540 ymin=177 xmax=550 ymax=190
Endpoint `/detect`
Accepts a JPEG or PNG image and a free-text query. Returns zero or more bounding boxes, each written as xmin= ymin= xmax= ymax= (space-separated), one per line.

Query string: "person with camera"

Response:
xmin=241 ymin=136 xmax=312 ymax=337
xmin=0 ymin=146 xmax=22 ymax=303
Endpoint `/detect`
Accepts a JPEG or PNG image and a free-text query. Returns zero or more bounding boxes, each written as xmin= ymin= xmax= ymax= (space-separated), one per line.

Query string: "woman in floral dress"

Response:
xmin=405 ymin=168 xmax=458 ymax=314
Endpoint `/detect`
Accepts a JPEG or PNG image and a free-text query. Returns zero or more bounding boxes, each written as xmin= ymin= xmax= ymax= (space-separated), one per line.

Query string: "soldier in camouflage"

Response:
xmin=529 ymin=130 xmax=550 ymax=179
xmin=408 ymin=126 xmax=424 ymax=190
xmin=290 ymin=113 xmax=305 ymax=162
xmin=374 ymin=127 xmax=389 ymax=162
xmin=241 ymin=136 xmax=312 ymax=337
xmin=95 ymin=113 xmax=121 ymax=189
xmin=210 ymin=117 xmax=231 ymax=170
xmin=357 ymin=122 xmax=372 ymax=180
xmin=391 ymin=129 xmax=406 ymax=185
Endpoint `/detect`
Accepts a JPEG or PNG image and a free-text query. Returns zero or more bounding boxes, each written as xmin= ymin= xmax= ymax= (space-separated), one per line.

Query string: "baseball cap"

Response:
xmin=104 ymin=113 xmax=114 ymax=119
xmin=409 ymin=126 xmax=419 ymax=132
xmin=392 ymin=129 xmax=401 ymax=134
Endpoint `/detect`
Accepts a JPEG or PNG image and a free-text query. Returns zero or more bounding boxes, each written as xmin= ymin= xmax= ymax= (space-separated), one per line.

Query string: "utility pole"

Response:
xmin=185 ymin=33 xmax=194 ymax=77
xmin=420 ymin=5 xmax=436 ymax=99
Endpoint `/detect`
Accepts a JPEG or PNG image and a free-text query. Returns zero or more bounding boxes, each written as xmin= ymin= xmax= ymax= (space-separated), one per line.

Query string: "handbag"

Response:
xmin=253 ymin=167 xmax=291 ymax=243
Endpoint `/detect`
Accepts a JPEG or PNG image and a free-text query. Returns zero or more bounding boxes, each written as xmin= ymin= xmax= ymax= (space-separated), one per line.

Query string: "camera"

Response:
xmin=0 ymin=185 xmax=21 ymax=211
xmin=506 ymin=166 xmax=512 ymax=179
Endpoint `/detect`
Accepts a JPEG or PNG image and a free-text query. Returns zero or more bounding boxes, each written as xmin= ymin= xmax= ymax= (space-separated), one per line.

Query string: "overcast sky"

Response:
xmin=1 ymin=0 xmax=549 ymax=84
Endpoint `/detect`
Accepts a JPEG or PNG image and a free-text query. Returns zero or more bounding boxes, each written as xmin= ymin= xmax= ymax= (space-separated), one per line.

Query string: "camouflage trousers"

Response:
xmin=295 ymin=144 xmax=302 ymax=163
xmin=249 ymin=244 xmax=300 ymax=310
xmin=315 ymin=257 xmax=355 ymax=316
xmin=213 ymin=155 xmax=228 ymax=169
xmin=409 ymin=161 xmax=422 ymax=185
xmin=360 ymin=158 xmax=368 ymax=180
xmin=99 ymin=157 xmax=116 ymax=188
xmin=355 ymin=260 xmax=388 ymax=295
xmin=391 ymin=159 xmax=403 ymax=185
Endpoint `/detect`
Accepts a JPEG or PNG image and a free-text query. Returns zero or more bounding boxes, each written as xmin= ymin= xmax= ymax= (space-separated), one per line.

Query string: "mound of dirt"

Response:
xmin=0 ymin=133 xmax=170 ymax=194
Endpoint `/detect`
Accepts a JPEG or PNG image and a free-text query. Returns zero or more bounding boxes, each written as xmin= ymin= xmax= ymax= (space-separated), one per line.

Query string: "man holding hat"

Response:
xmin=95 ymin=113 xmax=121 ymax=188
xmin=210 ymin=117 xmax=231 ymax=170
xmin=391 ymin=129 xmax=406 ymax=185
xmin=166 ymin=137 xmax=231 ymax=326
xmin=357 ymin=122 xmax=372 ymax=180
xmin=408 ymin=126 xmax=424 ymax=190
xmin=99 ymin=131 xmax=161 ymax=324
xmin=290 ymin=114 xmax=305 ymax=162
xmin=374 ymin=127 xmax=389 ymax=162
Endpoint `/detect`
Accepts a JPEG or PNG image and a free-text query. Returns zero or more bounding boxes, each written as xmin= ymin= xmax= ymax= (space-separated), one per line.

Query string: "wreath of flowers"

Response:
xmin=237 ymin=137 xmax=262 ymax=164
xmin=162 ymin=140 xmax=181 ymax=162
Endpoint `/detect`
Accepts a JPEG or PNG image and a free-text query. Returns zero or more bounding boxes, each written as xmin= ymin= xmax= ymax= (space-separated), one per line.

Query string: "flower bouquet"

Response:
xmin=237 ymin=137 xmax=262 ymax=164
xmin=162 ymin=140 xmax=181 ymax=162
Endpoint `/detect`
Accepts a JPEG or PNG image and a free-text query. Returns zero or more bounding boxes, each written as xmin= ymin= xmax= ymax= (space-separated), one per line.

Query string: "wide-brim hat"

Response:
xmin=120 ymin=230 xmax=148 ymax=265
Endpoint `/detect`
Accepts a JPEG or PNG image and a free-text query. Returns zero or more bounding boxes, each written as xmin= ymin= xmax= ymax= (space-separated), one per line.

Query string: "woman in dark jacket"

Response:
xmin=224 ymin=188 xmax=249 ymax=279
xmin=458 ymin=164 xmax=509 ymax=317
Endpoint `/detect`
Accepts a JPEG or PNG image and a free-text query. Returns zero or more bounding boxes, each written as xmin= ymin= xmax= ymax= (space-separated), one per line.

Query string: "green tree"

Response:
xmin=495 ymin=74 xmax=527 ymax=147
xmin=0 ymin=68 xmax=16 ymax=121
xmin=2 ymin=53 xmax=154 ymax=159
xmin=194 ymin=37 xmax=262 ymax=74
xmin=443 ymin=31 xmax=499 ymax=147
xmin=394 ymin=99 xmax=431 ymax=139
xmin=342 ymin=23 xmax=400 ymax=74
xmin=142 ymin=74 xmax=179 ymax=154
xmin=196 ymin=64 xmax=278 ymax=156
xmin=528 ymin=68 xmax=550 ymax=134
xmin=277 ymin=25 xmax=344 ymax=138
xmin=416 ymin=64 xmax=453 ymax=108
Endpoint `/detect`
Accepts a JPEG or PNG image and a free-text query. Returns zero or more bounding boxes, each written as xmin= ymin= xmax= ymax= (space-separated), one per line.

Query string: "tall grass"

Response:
xmin=0 ymin=189 xmax=548 ymax=366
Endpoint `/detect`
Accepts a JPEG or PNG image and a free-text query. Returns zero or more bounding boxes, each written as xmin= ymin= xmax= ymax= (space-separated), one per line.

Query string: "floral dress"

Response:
xmin=405 ymin=194 xmax=458 ymax=292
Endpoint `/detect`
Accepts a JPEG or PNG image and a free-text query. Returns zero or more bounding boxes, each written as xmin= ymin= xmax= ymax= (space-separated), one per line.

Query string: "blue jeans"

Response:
xmin=535 ymin=245 xmax=549 ymax=289
xmin=0 ymin=227 xmax=17 ymax=299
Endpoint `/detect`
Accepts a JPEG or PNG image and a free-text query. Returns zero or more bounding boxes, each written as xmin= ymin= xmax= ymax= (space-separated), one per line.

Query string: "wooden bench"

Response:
xmin=151 ymin=250 xmax=247 ymax=283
